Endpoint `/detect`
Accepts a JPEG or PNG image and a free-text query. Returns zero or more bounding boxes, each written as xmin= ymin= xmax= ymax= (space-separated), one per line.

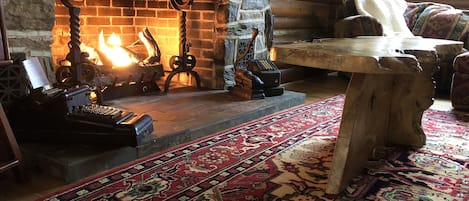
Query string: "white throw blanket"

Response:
xmin=354 ymin=0 xmax=414 ymax=37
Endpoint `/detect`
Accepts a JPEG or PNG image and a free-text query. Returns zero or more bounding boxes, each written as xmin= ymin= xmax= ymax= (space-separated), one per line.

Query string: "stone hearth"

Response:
xmin=21 ymin=87 xmax=305 ymax=183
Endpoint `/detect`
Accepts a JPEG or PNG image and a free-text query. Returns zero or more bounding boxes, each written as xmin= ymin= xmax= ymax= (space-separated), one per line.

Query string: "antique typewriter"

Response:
xmin=8 ymin=58 xmax=154 ymax=146
xmin=247 ymin=59 xmax=284 ymax=97
xmin=10 ymin=85 xmax=155 ymax=147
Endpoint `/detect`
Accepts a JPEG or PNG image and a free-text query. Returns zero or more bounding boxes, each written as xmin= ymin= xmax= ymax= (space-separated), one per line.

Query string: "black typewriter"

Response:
xmin=247 ymin=59 xmax=284 ymax=96
xmin=9 ymin=85 xmax=155 ymax=146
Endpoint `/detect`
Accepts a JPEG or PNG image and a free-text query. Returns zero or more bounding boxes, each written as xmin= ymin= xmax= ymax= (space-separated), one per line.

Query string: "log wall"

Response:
xmin=271 ymin=0 xmax=342 ymax=44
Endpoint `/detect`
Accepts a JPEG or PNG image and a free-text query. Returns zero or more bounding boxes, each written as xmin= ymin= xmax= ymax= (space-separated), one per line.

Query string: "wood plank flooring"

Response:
xmin=0 ymin=73 xmax=456 ymax=201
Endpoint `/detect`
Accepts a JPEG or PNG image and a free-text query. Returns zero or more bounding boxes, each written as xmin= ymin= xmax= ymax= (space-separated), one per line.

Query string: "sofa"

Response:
xmin=335 ymin=0 xmax=469 ymax=110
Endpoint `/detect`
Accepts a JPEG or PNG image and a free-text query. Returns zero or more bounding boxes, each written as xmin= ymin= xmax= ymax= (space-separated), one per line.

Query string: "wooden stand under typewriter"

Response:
xmin=230 ymin=68 xmax=265 ymax=100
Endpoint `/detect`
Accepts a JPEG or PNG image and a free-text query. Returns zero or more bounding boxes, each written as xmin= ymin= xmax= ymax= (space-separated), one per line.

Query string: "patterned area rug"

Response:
xmin=39 ymin=95 xmax=468 ymax=201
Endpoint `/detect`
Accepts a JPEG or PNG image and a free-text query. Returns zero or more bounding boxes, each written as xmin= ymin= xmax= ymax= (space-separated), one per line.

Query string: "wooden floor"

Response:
xmin=0 ymin=73 xmax=457 ymax=201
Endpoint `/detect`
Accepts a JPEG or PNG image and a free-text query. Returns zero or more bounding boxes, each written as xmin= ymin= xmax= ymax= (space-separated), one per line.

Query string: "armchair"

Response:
xmin=335 ymin=0 xmax=469 ymax=110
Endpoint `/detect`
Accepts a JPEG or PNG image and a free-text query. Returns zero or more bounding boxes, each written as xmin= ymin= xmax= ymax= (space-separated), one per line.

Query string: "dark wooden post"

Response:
xmin=0 ymin=0 xmax=25 ymax=181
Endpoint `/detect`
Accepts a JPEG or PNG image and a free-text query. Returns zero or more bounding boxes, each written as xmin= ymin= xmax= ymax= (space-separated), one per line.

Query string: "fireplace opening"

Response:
xmin=51 ymin=0 xmax=227 ymax=95
xmin=55 ymin=0 xmax=168 ymax=101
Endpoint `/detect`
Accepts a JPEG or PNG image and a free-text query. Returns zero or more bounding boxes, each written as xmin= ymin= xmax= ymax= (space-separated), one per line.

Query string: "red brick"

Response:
xmin=193 ymin=67 xmax=214 ymax=78
xmin=55 ymin=17 xmax=70 ymax=26
xmin=201 ymin=30 xmax=213 ymax=39
xmin=123 ymin=27 xmax=136 ymax=34
xmin=201 ymin=40 xmax=214 ymax=49
xmin=195 ymin=59 xmax=214 ymax=68
xmin=192 ymin=2 xmax=215 ymax=11
xmin=112 ymin=18 xmax=134 ymax=25
xmin=187 ymin=30 xmax=200 ymax=39
xmin=167 ymin=19 xmax=179 ymax=28
xmin=137 ymin=9 xmax=156 ymax=17
xmin=87 ymin=17 xmax=111 ymax=25
xmin=202 ymin=50 xmax=214 ymax=58
xmin=203 ymin=12 xmax=214 ymax=20
xmin=81 ymin=27 xmax=100 ymax=35
xmin=188 ymin=12 xmax=201 ymax=20
xmin=189 ymin=49 xmax=201 ymax=57
xmin=86 ymin=0 xmax=110 ymax=6
xmin=157 ymin=10 xmax=177 ymax=18
xmin=148 ymin=1 xmax=165 ymax=9
xmin=69 ymin=0 xmax=84 ymax=6
xmin=112 ymin=0 xmax=134 ymax=7
xmin=123 ymin=8 xmax=136 ymax=16
xmin=81 ymin=8 xmax=98 ymax=16
xmin=54 ymin=6 xmax=69 ymax=15
xmin=147 ymin=18 xmax=165 ymax=26
xmin=98 ymin=7 xmax=122 ymax=16
xmin=188 ymin=21 xmax=213 ymax=30
xmin=135 ymin=18 xmax=148 ymax=26
xmin=135 ymin=0 xmax=147 ymax=8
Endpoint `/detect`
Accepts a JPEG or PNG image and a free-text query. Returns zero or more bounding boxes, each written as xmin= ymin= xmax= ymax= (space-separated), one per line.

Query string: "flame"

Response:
xmin=78 ymin=30 xmax=158 ymax=68
xmin=80 ymin=43 xmax=102 ymax=65
xmin=98 ymin=31 xmax=138 ymax=68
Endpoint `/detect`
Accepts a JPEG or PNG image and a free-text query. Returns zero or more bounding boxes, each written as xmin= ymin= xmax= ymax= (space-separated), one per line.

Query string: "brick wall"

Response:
xmin=52 ymin=0 xmax=219 ymax=88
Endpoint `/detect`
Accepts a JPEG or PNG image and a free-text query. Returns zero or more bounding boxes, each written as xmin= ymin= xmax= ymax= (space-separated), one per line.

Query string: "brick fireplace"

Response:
xmin=3 ymin=0 xmax=274 ymax=90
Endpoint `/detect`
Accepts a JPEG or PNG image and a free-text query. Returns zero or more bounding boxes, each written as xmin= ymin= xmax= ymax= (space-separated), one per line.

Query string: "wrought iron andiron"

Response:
xmin=165 ymin=0 xmax=201 ymax=93
xmin=61 ymin=0 xmax=83 ymax=85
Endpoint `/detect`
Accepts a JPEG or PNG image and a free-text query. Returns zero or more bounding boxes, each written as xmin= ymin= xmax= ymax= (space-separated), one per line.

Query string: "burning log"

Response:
xmin=139 ymin=28 xmax=161 ymax=65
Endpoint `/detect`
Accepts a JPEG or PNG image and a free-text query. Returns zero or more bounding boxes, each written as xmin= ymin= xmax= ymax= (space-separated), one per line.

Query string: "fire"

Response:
xmin=80 ymin=43 xmax=102 ymax=65
xmin=78 ymin=29 xmax=159 ymax=68
xmin=98 ymin=31 xmax=138 ymax=68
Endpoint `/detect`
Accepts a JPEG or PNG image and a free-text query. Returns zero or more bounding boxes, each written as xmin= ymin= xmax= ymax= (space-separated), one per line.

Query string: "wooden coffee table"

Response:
xmin=274 ymin=36 xmax=464 ymax=194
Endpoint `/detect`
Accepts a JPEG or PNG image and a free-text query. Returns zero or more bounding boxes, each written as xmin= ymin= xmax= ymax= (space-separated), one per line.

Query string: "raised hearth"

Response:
xmin=20 ymin=88 xmax=305 ymax=183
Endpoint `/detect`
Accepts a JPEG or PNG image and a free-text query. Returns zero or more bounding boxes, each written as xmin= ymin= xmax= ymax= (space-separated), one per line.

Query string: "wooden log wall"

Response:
xmin=271 ymin=0 xmax=342 ymax=44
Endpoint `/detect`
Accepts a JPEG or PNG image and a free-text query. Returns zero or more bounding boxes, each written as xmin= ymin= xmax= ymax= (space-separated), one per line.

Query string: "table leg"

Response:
xmin=387 ymin=50 xmax=437 ymax=147
xmin=325 ymin=73 xmax=394 ymax=194
xmin=325 ymin=51 xmax=437 ymax=194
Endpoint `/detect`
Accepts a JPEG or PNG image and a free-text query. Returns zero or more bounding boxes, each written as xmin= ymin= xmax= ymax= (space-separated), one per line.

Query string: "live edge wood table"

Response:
xmin=274 ymin=36 xmax=464 ymax=194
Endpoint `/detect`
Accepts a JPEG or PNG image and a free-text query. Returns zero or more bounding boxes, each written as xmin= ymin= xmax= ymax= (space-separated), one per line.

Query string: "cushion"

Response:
xmin=404 ymin=2 xmax=442 ymax=29
xmin=412 ymin=4 xmax=469 ymax=48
